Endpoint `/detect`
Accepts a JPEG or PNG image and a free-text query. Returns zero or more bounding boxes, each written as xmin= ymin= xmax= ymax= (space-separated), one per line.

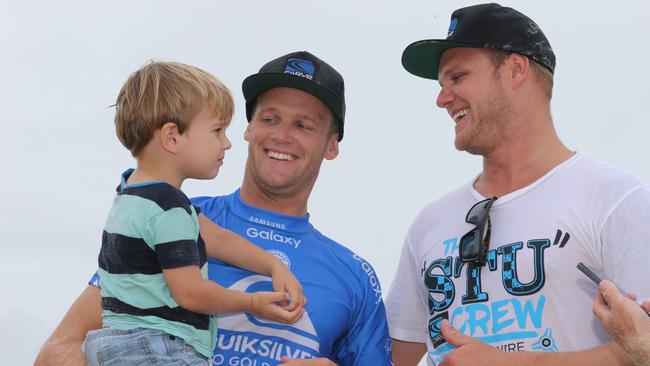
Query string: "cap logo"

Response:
xmin=284 ymin=58 xmax=315 ymax=80
xmin=447 ymin=18 xmax=458 ymax=37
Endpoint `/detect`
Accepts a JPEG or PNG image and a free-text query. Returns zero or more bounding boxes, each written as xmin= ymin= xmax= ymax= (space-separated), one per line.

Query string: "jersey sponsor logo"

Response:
xmin=212 ymin=275 xmax=319 ymax=365
xmin=249 ymin=216 xmax=286 ymax=230
xmin=267 ymin=249 xmax=291 ymax=269
xmin=352 ymin=254 xmax=382 ymax=304
xmin=246 ymin=227 xmax=301 ymax=248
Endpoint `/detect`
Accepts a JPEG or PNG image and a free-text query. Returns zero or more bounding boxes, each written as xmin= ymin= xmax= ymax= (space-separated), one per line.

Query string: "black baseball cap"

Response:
xmin=242 ymin=51 xmax=346 ymax=141
xmin=402 ymin=3 xmax=555 ymax=80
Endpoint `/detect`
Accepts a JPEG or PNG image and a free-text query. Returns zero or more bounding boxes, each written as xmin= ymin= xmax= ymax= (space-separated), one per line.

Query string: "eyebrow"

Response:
xmin=212 ymin=119 xmax=230 ymax=127
xmin=259 ymin=107 xmax=319 ymax=123
xmin=259 ymin=107 xmax=279 ymax=115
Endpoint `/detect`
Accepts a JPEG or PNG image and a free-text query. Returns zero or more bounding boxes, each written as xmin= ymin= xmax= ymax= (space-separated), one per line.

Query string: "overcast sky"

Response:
xmin=2 ymin=0 xmax=649 ymax=363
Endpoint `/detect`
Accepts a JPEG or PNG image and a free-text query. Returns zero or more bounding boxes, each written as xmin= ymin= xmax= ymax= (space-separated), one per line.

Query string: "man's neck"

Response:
xmin=239 ymin=177 xmax=311 ymax=217
xmin=473 ymin=117 xmax=574 ymax=198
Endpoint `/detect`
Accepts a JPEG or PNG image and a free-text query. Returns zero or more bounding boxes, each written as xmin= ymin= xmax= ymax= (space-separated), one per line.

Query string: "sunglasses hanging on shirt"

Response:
xmin=459 ymin=196 xmax=497 ymax=266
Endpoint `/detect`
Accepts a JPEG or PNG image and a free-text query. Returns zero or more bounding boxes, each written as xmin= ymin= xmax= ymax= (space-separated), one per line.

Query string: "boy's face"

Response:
xmin=177 ymin=107 xmax=232 ymax=180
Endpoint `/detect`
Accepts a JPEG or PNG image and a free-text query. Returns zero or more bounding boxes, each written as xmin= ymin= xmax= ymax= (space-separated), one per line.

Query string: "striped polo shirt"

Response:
xmin=98 ymin=169 xmax=216 ymax=358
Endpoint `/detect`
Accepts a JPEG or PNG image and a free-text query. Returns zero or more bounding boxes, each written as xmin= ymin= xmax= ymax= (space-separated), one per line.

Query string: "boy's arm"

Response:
xmin=200 ymin=214 xmax=281 ymax=274
xmin=198 ymin=214 xmax=306 ymax=310
xmin=34 ymin=285 xmax=102 ymax=366
xmin=164 ymin=264 xmax=303 ymax=323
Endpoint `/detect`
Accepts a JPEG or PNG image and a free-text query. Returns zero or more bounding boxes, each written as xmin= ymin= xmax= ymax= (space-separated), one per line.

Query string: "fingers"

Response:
xmin=253 ymin=291 xmax=304 ymax=324
xmin=440 ymin=319 xmax=473 ymax=347
xmin=641 ymin=300 xmax=650 ymax=313
xmin=593 ymin=289 xmax=610 ymax=323
xmin=284 ymin=284 xmax=302 ymax=312
xmin=265 ymin=291 xmax=291 ymax=304
xmin=598 ymin=280 xmax=623 ymax=306
xmin=270 ymin=306 xmax=304 ymax=324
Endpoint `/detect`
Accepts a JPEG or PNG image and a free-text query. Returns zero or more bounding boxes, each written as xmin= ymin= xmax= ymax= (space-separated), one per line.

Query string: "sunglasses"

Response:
xmin=459 ymin=196 xmax=497 ymax=265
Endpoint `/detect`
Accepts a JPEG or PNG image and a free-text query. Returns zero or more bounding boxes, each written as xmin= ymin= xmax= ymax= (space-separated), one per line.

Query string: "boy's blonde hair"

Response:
xmin=115 ymin=61 xmax=235 ymax=156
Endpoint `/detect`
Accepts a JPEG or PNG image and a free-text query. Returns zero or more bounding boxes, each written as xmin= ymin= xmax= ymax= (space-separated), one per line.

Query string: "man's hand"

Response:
xmin=279 ymin=356 xmax=337 ymax=365
xmin=271 ymin=262 xmax=307 ymax=312
xmin=593 ymin=280 xmax=650 ymax=366
xmin=439 ymin=319 xmax=512 ymax=366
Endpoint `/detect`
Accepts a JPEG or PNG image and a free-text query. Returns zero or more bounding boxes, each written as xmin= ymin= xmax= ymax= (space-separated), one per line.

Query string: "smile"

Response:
xmin=266 ymin=150 xmax=296 ymax=161
xmin=453 ymin=108 xmax=470 ymax=122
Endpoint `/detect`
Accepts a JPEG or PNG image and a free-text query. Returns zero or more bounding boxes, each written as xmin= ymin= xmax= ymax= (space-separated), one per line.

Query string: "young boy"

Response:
xmin=82 ymin=61 xmax=306 ymax=365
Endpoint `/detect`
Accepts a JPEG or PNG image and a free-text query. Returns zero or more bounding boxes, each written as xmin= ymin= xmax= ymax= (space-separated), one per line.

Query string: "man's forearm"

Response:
xmin=504 ymin=343 xmax=633 ymax=366
xmin=440 ymin=320 xmax=634 ymax=366
xmin=35 ymin=336 xmax=87 ymax=366
xmin=34 ymin=286 xmax=102 ymax=366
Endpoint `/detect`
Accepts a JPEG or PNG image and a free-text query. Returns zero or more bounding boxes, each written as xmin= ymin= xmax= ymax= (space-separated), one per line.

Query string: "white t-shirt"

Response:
xmin=386 ymin=154 xmax=650 ymax=365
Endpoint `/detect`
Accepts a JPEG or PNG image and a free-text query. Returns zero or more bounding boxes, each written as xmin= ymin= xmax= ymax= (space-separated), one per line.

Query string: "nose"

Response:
xmin=270 ymin=122 xmax=292 ymax=144
xmin=436 ymin=84 xmax=455 ymax=109
xmin=223 ymin=134 xmax=232 ymax=150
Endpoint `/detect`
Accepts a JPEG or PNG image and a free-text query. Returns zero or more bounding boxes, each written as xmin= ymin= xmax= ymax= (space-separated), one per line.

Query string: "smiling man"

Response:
xmin=386 ymin=3 xmax=650 ymax=366
xmin=35 ymin=51 xmax=393 ymax=366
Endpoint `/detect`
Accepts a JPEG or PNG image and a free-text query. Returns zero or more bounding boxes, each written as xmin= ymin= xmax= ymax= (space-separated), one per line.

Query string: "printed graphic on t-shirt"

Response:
xmin=424 ymin=229 xmax=571 ymax=363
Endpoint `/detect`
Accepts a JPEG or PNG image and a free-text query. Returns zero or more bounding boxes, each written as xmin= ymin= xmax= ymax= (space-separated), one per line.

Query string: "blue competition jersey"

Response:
xmin=191 ymin=189 xmax=392 ymax=366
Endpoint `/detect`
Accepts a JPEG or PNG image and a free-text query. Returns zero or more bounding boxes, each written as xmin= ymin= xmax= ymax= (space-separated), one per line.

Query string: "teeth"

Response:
xmin=267 ymin=151 xmax=295 ymax=161
xmin=453 ymin=108 xmax=470 ymax=121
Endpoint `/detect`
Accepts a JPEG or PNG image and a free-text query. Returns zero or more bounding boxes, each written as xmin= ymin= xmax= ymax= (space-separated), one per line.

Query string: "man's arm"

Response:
xmin=34 ymin=285 xmax=102 ymax=366
xmin=392 ymin=339 xmax=427 ymax=366
xmin=438 ymin=319 xmax=634 ymax=366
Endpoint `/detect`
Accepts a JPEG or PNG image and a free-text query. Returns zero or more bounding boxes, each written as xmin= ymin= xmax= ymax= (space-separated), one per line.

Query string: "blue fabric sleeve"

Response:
xmin=333 ymin=261 xmax=393 ymax=365
xmin=89 ymin=271 xmax=100 ymax=287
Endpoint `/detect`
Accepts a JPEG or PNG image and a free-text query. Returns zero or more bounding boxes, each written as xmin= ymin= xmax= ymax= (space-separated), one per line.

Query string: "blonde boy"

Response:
xmin=82 ymin=61 xmax=305 ymax=364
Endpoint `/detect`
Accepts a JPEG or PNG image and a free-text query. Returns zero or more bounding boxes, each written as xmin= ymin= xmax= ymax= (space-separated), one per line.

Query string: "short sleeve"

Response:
xmin=385 ymin=236 xmax=429 ymax=343
xmin=145 ymin=207 xmax=201 ymax=269
xmin=88 ymin=271 xmax=100 ymax=287
xmin=332 ymin=261 xmax=393 ymax=365
xmin=601 ymin=186 xmax=650 ymax=301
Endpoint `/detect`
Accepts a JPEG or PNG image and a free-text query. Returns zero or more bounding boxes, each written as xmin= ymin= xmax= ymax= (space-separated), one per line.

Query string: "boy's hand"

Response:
xmin=250 ymin=292 xmax=304 ymax=324
xmin=270 ymin=263 xmax=307 ymax=312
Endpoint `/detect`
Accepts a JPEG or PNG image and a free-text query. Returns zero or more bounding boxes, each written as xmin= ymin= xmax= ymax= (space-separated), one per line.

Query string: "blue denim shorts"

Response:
xmin=82 ymin=327 xmax=209 ymax=365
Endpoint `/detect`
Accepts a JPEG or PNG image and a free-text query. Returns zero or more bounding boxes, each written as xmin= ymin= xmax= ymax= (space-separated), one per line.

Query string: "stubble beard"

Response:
xmin=455 ymin=82 xmax=512 ymax=156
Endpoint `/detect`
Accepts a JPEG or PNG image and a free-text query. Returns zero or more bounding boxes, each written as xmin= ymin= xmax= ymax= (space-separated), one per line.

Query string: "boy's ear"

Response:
xmin=160 ymin=122 xmax=181 ymax=154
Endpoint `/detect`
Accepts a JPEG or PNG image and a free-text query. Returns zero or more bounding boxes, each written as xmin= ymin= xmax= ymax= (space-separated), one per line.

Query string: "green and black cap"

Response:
xmin=402 ymin=3 xmax=555 ymax=80
xmin=242 ymin=51 xmax=346 ymax=141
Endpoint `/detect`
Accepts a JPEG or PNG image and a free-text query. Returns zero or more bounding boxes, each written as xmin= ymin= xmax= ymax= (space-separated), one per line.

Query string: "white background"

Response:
xmin=2 ymin=0 xmax=649 ymax=364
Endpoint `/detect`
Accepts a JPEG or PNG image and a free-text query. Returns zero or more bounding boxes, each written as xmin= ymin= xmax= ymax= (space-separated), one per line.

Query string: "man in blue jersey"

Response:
xmin=35 ymin=51 xmax=393 ymax=366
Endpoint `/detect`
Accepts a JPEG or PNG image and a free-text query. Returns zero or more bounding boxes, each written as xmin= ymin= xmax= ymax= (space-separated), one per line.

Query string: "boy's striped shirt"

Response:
xmin=98 ymin=170 xmax=215 ymax=358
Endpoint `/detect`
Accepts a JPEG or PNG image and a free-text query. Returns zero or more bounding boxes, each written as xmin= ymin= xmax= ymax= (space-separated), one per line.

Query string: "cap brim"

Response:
xmin=402 ymin=39 xmax=481 ymax=80
xmin=242 ymin=73 xmax=343 ymax=121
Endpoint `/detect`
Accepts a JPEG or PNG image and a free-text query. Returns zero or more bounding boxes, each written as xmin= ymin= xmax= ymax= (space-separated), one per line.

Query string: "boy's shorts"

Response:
xmin=82 ymin=327 xmax=209 ymax=365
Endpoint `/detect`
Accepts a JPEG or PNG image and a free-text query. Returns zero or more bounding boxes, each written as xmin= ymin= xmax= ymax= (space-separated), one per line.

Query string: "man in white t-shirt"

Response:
xmin=386 ymin=3 xmax=650 ymax=366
